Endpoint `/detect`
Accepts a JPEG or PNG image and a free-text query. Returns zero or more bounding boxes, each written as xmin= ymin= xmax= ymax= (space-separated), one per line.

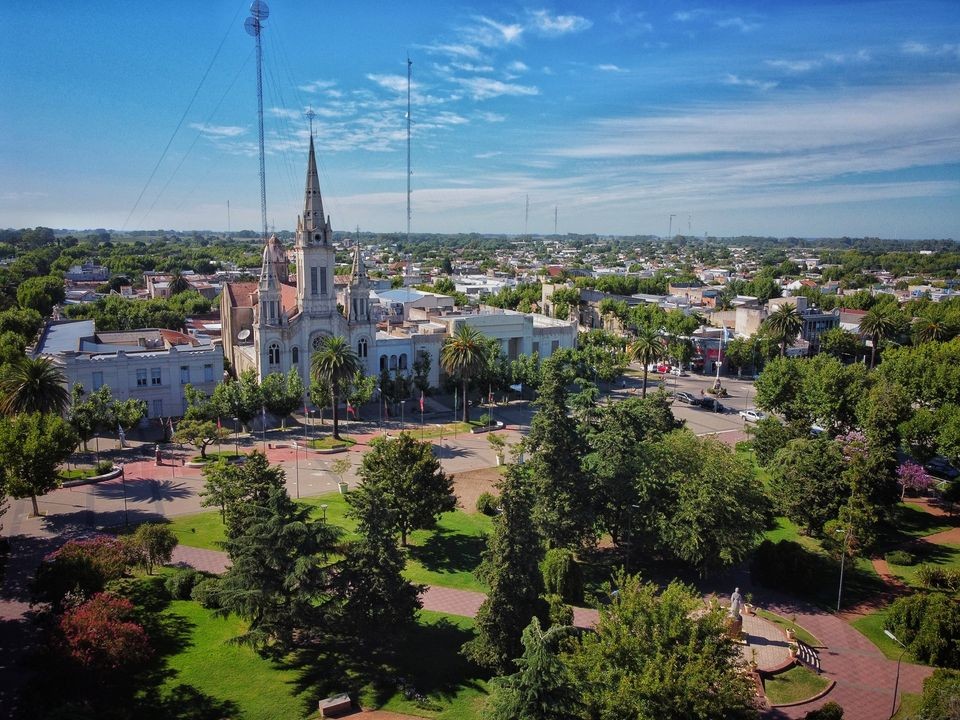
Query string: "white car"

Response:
xmin=739 ymin=409 xmax=766 ymax=422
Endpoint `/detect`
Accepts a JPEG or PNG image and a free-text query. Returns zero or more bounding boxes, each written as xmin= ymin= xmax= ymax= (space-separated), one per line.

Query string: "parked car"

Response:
xmin=657 ymin=363 xmax=670 ymax=373
xmin=739 ymin=409 xmax=766 ymax=422
xmin=699 ymin=397 xmax=726 ymax=413
xmin=925 ymin=457 xmax=960 ymax=481
xmin=670 ymin=366 xmax=688 ymax=377
xmin=675 ymin=391 xmax=701 ymax=405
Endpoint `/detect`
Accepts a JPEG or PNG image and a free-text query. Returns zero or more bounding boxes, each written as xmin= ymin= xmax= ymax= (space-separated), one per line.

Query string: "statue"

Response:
xmin=729 ymin=587 xmax=744 ymax=618
xmin=726 ymin=587 xmax=744 ymax=641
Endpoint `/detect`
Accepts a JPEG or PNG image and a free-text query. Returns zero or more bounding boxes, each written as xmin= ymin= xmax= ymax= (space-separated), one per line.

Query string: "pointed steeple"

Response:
xmin=350 ymin=233 xmax=367 ymax=284
xmin=303 ymin=135 xmax=324 ymax=236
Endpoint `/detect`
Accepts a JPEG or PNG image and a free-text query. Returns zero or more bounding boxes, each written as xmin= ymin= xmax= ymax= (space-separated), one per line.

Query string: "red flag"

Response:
xmin=346 ymin=401 xmax=355 ymax=417
xmin=217 ymin=416 xmax=222 ymax=430
xmin=419 ymin=391 xmax=425 ymax=413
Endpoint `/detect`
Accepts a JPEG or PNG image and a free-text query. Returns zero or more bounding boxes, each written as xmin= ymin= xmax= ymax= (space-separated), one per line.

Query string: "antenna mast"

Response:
xmin=406 ymin=56 xmax=412 ymax=246
xmin=227 ymin=200 xmax=231 ymax=236
xmin=245 ymin=1 xmax=270 ymax=242
xmin=554 ymin=205 xmax=558 ymax=235
xmin=524 ymin=194 xmax=529 ymax=238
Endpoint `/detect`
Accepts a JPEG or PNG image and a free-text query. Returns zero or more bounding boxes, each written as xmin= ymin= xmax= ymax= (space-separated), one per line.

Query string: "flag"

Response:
xmin=216 ymin=416 xmax=222 ymax=430
xmin=346 ymin=400 xmax=355 ymax=417
xmin=118 ymin=424 xmax=126 ymax=448
xmin=419 ymin=391 xmax=424 ymax=413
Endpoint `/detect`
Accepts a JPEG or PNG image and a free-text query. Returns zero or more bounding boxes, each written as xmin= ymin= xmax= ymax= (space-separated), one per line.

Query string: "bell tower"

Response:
xmin=294 ymin=134 xmax=336 ymax=317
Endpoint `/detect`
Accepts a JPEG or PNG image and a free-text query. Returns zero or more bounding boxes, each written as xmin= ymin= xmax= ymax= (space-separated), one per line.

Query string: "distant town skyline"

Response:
xmin=1 ymin=0 xmax=958 ymax=239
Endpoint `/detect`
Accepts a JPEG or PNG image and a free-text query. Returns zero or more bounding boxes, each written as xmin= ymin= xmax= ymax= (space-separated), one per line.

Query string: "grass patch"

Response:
xmin=307 ymin=435 xmax=357 ymax=449
xmin=851 ymin=608 xmax=918 ymax=663
xmin=167 ymin=510 xmax=230 ymax=551
xmin=763 ymin=664 xmax=830 ymax=705
xmin=887 ymin=543 xmax=960 ymax=588
xmin=892 ymin=691 xmax=922 ymax=719
xmin=188 ymin=450 xmax=246 ymax=464
xmin=883 ymin=503 xmax=956 ymax=543
xmin=160 ymin=600 xmax=308 ymax=719
xmin=755 ymin=608 xmax=821 ymax=647
xmin=59 ymin=467 xmax=99 ymax=480
xmin=763 ymin=516 xmax=823 ymax=553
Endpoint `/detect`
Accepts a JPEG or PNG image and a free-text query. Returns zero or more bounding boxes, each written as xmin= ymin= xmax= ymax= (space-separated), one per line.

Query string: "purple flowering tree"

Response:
xmin=897 ymin=461 xmax=933 ymax=500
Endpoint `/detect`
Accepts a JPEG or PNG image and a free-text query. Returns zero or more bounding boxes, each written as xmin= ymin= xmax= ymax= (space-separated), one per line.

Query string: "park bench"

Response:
xmin=318 ymin=692 xmax=352 ymax=717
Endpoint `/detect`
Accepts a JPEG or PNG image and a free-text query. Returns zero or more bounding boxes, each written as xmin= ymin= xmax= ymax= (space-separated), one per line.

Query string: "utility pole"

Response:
xmin=668 ymin=214 xmax=675 ymax=240
xmin=554 ymin=205 xmax=558 ymax=235
xmin=406 ymin=56 xmax=412 ymax=247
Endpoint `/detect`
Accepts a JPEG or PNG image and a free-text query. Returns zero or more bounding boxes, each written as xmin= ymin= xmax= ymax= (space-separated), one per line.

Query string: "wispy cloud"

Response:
xmin=528 ymin=9 xmax=592 ymax=36
xmin=299 ymin=79 xmax=337 ymax=94
xmin=716 ymin=16 xmax=759 ymax=32
xmin=451 ymin=62 xmax=495 ymax=73
xmin=473 ymin=16 xmax=524 ymax=46
xmin=902 ymin=41 xmax=960 ymax=59
xmin=673 ymin=9 xmax=710 ymax=22
xmin=367 ymin=74 xmax=418 ymax=93
xmin=596 ymin=63 xmax=627 ymax=73
xmin=455 ymin=77 xmax=539 ymax=100
xmin=765 ymin=59 xmax=820 ymax=73
xmin=477 ymin=111 xmax=506 ymax=123
xmin=475 ymin=151 xmax=503 ymax=159
xmin=418 ymin=43 xmax=482 ymax=60
xmin=507 ymin=60 xmax=529 ymax=73
xmin=722 ymin=74 xmax=777 ymax=91
xmin=189 ymin=123 xmax=247 ymax=138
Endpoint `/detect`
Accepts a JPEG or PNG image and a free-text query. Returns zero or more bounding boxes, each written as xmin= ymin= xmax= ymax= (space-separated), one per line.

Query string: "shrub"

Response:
xmin=104 ymin=576 xmax=170 ymax=612
xmin=885 ymin=592 xmax=960 ymax=668
xmin=191 ymin=578 xmax=222 ymax=609
xmin=35 ymin=536 xmax=129 ymax=606
xmin=129 ymin=523 xmax=178 ymax=574
xmin=545 ymin=593 xmax=573 ymax=627
xmin=916 ymin=564 xmax=960 ymax=592
xmin=58 ymin=592 xmax=152 ymax=672
xmin=750 ymin=540 xmax=831 ymax=595
xmin=165 ymin=569 xmax=202 ymax=600
xmin=477 ymin=413 xmax=492 ymax=427
xmin=542 ymin=548 xmax=584 ymax=605
xmin=476 ymin=492 xmax=499 ymax=516
xmin=94 ymin=460 xmax=115 ymax=476
xmin=918 ymin=669 xmax=960 ymax=720
xmin=804 ymin=701 xmax=844 ymax=719
xmin=885 ymin=550 xmax=916 ymax=566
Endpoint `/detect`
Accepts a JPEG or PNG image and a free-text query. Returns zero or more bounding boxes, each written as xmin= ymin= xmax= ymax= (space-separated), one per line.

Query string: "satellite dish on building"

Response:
xmin=238 ymin=329 xmax=251 ymax=341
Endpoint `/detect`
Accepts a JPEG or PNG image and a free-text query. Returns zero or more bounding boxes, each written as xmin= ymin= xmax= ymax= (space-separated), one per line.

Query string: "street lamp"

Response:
xmin=400 ymin=399 xmax=407 ymax=431
xmin=320 ymin=503 xmax=328 ymax=524
xmin=120 ymin=464 xmax=129 ymax=528
xmin=836 ymin=526 xmax=851 ymax=612
xmin=883 ymin=629 xmax=908 ymax=718
xmin=232 ymin=416 xmax=239 ymax=455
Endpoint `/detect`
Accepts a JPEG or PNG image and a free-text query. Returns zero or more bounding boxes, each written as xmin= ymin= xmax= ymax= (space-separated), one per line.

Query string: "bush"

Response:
xmin=35 ymin=536 xmax=129 ymax=606
xmin=476 ymin=492 xmax=499 ymax=516
xmin=104 ymin=576 xmax=169 ymax=612
xmin=804 ymin=701 xmax=844 ymax=719
xmin=545 ymin=593 xmax=573 ymax=627
xmin=477 ymin=413 xmax=492 ymax=427
xmin=165 ymin=569 xmax=202 ymax=600
xmin=750 ymin=540 xmax=831 ymax=595
xmin=918 ymin=669 xmax=960 ymax=719
xmin=94 ymin=460 xmax=115 ymax=476
xmin=191 ymin=578 xmax=222 ymax=609
xmin=58 ymin=592 xmax=152 ymax=672
xmin=885 ymin=592 xmax=960 ymax=668
xmin=542 ymin=548 xmax=584 ymax=605
xmin=885 ymin=550 xmax=916 ymax=566
xmin=916 ymin=564 xmax=960 ymax=592
xmin=129 ymin=523 xmax=178 ymax=574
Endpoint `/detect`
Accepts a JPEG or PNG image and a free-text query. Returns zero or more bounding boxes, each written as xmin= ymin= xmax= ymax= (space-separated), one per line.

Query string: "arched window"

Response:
xmin=358 ymin=338 xmax=368 ymax=358
xmin=380 ymin=355 xmax=387 ymax=372
xmin=291 ymin=346 xmax=299 ymax=365
xmin=268 ymin=343 xmax=281 ymax=366
xmin=399 ymin=353 xmax=408 ymax=370
xmin=389 ymin=355 xmax=398 ymax=370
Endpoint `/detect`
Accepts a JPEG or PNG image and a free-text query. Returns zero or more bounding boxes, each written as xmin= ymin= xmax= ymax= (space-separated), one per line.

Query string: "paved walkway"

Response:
xmin=741 ymin=613 xmax=792 ymax=671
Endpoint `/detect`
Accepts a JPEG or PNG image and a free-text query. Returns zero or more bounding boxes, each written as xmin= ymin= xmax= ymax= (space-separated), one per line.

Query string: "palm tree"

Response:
xmin=0 ymin=356 xmax=70 ymax=416
xmin=168 ymin=270 xmax=190 ymax=296
xmin=859 ymin=307 xmax=897 ymax=369
xmin=310 ymin=336 xmax=360 ymax=440
xmin=628 ymin=326 xmax=663 ymax=398
xmin=763 ymin=303 xmax=803 ymax=356
xmin=912 ymin=313 xmax=955 ymax=344
xmin=440 ymin=325 xmax=487 ymax=423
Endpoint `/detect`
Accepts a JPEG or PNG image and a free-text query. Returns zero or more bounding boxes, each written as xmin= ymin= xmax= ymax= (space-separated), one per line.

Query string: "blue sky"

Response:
xmin=1 ymin=1 xmax=958 ymax=239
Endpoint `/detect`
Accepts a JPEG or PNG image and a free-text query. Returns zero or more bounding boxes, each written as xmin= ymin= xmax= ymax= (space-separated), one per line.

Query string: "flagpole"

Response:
xmin=420 ymin=392 xmax=424 ymax=440
xmin=454 ymin=388 xmax=458 ymax=439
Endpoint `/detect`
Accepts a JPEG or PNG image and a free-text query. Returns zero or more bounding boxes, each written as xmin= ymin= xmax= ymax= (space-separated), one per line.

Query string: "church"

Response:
xmin=221 ymin=134 xmax=577 ymax=393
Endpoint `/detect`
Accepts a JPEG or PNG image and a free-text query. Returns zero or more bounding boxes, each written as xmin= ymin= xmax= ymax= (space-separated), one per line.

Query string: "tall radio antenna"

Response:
xmin=244 ymin=1 xmax=269 ymax=242
xmin=554 ymin=205 xmax=558 ymax=236
xmin=406 ymin=56 xmax=412 ymax=246
xmin=227 ymin=200 xmax=231 ymax=236
xmin=524 ymin=194 xmax=529 ymax=238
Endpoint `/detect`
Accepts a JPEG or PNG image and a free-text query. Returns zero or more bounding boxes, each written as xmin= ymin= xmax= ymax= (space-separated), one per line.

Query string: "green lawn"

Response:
xmin=891 ymin=691 xmax=922 ymax=719
xmin=763 ymin=664 xmax=831 ymax=705
xmin=851 ymin=608 xmax=918 ymax=663
xmin=886 ymin=543 xmax=960 ymax=588
xmin=168 ymin=492 xmax=493 ymax=592
xmin=188 ymin=450 xmax=247 ymax=464
xmin=159 ymin=601 xmax=309 ymax=719
xmin=59 ymin=467 xmax=99 ymax=480
xmin=307 ymin=435 xmax=357 ymax=449
xmin=763 ymin=516 xmax=824 ymax=554
xmin=755 ymin=609 xmax=821 ymax=647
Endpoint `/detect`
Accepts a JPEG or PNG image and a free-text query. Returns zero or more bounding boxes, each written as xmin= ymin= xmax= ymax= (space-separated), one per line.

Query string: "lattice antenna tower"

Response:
xmin=406 ymin=56 xmax=413 ymax=246
xmin=244 ymin=1 xmax=270 ymax=242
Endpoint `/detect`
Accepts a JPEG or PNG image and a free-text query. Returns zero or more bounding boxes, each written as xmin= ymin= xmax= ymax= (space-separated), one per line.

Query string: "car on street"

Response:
xmin=925 ymin=457 xmax=959 ymax=481
xmin=739 ymin=409 xmax=766 ymax=422
xmin=674 ymin=391 xmax=701 ymax=405
xmin=670 ymin=366 xmax=688 ymax=376
xmin=699 ymin=397 xmax=726 ymax=413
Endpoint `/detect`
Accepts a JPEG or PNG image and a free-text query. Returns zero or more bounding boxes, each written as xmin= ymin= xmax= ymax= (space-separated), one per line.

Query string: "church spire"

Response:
xmin=350 ymin=228 xmax=367 ymax=283
xmin=303 ymin=134 xmax=325 ymax=235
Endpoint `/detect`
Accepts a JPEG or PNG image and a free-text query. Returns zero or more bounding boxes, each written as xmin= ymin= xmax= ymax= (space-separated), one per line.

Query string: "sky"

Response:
xmin=1 ymin=0 xmax=959 ymax=239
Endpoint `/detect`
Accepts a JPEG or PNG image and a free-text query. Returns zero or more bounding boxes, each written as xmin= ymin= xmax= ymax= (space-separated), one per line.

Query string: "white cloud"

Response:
xmin=765 ymin=59 xmax=820 ymax=73
xmin=475 ymin=16 xmax=524 ymax=45
xmin=451 ymin=62 xmax=495 ymax=72
xmin=902 ymin=41 xmax=930 ymax=55
xmin=418 ymin=43 xmax=483 ymax=60
xmin=529 ymin=9 xmax=592 ymax=36
xmin=475 ymin=151 xmax=503 ymax=159
xmin=299 ymin=79 xmax=337 ymax=94
xmin=901 ymin=41 xmax=960 ymax=59
xmin=716 ymin=16 xmax=759 ymax=32
xmin=596 ymin=63 xmax=627 ymax=73
xmin=455 ymin=77 xmax=539 ymax=100
xmin=268 ymin=107 xmax=302 ymax=119
xmin=189 ymin=123 xmax=247 ymax=138
xmin=673 ymin=9 xmax=709 ymax=22
xmin=507 ymin=60 xmax=529 ymax=73
xmin=722 ymin=74 xmax=777 ymax=91
xmin=477 ymin=112 xmax=506 ymax=123
xmin=366 ymin=74 xmax=418 ymax=93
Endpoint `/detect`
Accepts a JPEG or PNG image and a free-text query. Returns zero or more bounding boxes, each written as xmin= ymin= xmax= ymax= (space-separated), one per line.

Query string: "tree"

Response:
xmin=803 ymin=701 xmax=845 ymax=720
xmin=885 ymin=592 xmax=960 ymax=668
xmin=896 ymin=461 xmax=934 ymax=500
xmin=628 ymin=326 xmax=663 ymax=397
xmin=310 ymin=335 xmax=360 ymax=440
xmin=440 ymin=324 xmax=488 ymax=422
xmin=769 ymin=438 xmax=848 ymax=534
xmin=173 ymin=419 xmax=228 ymax=459
xmin=802 ymin=354 xmax=869 ymax=434
xmin=412 ymin=349 xmax=431 ymax=394
xmin=128 ymin=523 xmax=178 ymax=574
xmin=357 ymin=433 xmax=455 ymax=546
xmin=878 ymin=338 xmax=960 ymax=408
xmin=17 ymin=275 xmax=65 ymax=316
xmin=261 ymin=368 xmax=305 ymax=429
xmin=650 ymin=432 xmax=767 ymax=576
xmin=723 ymin=336 xmax=754 ymax=377
xmin=567 ymin=570 xmax=758 ymax=720
xmin=346 ymin=370 xmax=376 ymax=420
xmin=183 ymin=383 xmax=218 ymax=422
xmin=526 ymin=359 xmax=591 ymax=549
xmin=463 ymin=466 xmax=546 ymax=673
xmin=218 ymin=484 xmax=339 ymax=657
xmin=112 ymin=397 xmax=146 ymax=433
xmin=510 ymin=351 xmax=542 ymax=399
xmin=763 ymin=302 xmax=803 ymax=356
xmin=754 ymin=356 xmax=805 ymax=422
xmin=819 ymin=327 xmax=863 ymax=361
xmin=0 ymin=356 xmax=70 ymax=416
xmin=900 ymin=407 xmax=940 ymax=464
xmin=487 ymin=617 xmax=580 ymax=720
xmin=859 ymin=306 xmax=898 ymax=369
xmin=34 ymin=535 xmax=129 ymax=606
xmin=338 ymin=484 xmax=422 ymax=646
xmin=209 ymin=451 xmax=285 ymax=538
xmin=212 ymin=369 xmax=262 ymax=431
xmin=912 ymin=311 xmax=957 ymax=344
xmin=168 ymin=270 xmax=191 ymax=295
xmin=0 ymin=412 xmax=77 ymax=516
xmin=747 ymin=417 xmax=799 ymax=467
xmin=59 ymin=593 xmax=152 ymax=672
xmin=66 ymin=385 xmax=119 ymax=453
xmin=916 ymin=669 xmax=960 ymax=720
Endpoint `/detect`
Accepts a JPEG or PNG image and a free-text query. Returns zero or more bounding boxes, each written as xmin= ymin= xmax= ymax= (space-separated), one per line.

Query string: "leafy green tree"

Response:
xmin=0 ymin=356 xmax=70 ymax=416
xmin=173 ymin=419 xmax=229 ymax=459
xmin=183 ymin=383 xmax=218 ymax=422
xmin=200 ymin=451 xmax=285 ymax=536
xmin=650 ymin=432 xmax=767 ymax=576
xmin=857 ymin=379 xmax=911 ymax=508
xmin=218 ymin=484 xmax=339 ymax=657
xmin=464 ymin=466 xmax=546 ymax=673
xmin=526 ymin=359 xmax=591 ymax=549
xmin=819 ymin=327 xmax=863 ymax=360
xmin=168 ymin=270 xmax=191 ymax=295
xmin=916 ymin=669 xmax=960 ymax=719
xmin=0 ymin=307 xmax=43 ymax=341
xmin=440 ymin=324 xmax=488 ymax=422
xmin=17 ymin=275 xmax=65 ymax=316
xmin=754 ymin=356 xmax=805 ymax=421
xmin=260 ymin=368 xmax=305 ymax=429
xmin=802 ymin=354 xmax=869 ymax=434
xmin=310 ymin=335 xmax=360 ymax=440
xmin=112 ymin=397 xmax=146 ymax=433
xmin=878 ymin=338 xmax=960 ymax=408
xmin=212 ymin=369 xmax=262 ymax=431
xmin=747 ymin=417 xmax=798 ymax=467
xmin=769 ymin=438 xmax=848 ymax=534
xmin=764 ymin=303 xmax=803 ymax=356
xmin=67 ymin=385 xmax=118 ymax=452
xmin=487 ymin=617 xmax=581 ymax=720
xmin=0 ymin=412 xmax=77 ymax=516
xmin=338 ymin=484 xmax=422 ymax=646
xmin=567 ymin=570 xmax=758 ymax=720
xmin=128 ymin=523 xmax=178 ymax=574
xmin=899 ymin=407 xmax=940 ymax=464
xmin=357 ymin=433 xmax=455 ymax=546
xmin=629 ymin=326 xmax=663 ymax=397
xmin=936 ymin=404 xmax=960 ymax=468
xmin=510 ymin=351 xmax=542 ymax=399
xmin=346 ymin=370 xmax=376 ymax=420
xmin=723 ymin=336 xmax=754 ymax=377
xmin=884 ymin=592 xmax=960 ymax=668
xmin=859 ymin=306 xmax=899 ymax=369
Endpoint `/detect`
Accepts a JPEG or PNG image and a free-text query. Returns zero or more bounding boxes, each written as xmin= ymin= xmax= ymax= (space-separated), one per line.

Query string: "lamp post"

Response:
xmin=400 ymin=399 xmax=406 ymax=431
xmin=120 ymin=464 xmax=129 ymax=528
xmin=836 ymin=526 xmax=851 ymax=612
xmin=883 ymin=629 xmax=907 ymax=718
xmin=233 ymin=416 xmax=239 ymax=455
xmin=320 ymin=503 xmax=328 ymax=524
